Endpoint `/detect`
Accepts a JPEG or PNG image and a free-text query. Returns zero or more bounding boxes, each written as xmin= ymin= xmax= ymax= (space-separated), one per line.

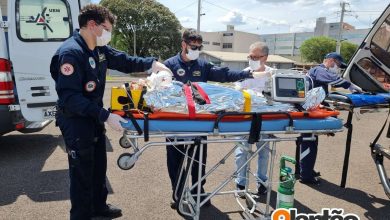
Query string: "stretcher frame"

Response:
xmin=116 ymin=114 xmax=344 ymax=220
xmin=325 ymin=95 xmax=390 ymax=198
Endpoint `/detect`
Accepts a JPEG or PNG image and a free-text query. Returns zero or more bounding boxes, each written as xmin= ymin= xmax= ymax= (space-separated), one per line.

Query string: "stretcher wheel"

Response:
xmin=245 ymin=197 xmax=256 ymax=212
xmin=117 ymin=153 xmax=135 ymax=170
xmin=119 ymin=136 xmax=131 ymax=148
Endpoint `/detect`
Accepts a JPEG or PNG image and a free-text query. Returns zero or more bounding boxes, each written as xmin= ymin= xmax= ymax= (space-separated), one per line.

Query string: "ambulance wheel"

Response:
xmin=117 ymin=153 xmax=135 ymax=170
xmin=119 ymin=136 xmax=131 ymax=148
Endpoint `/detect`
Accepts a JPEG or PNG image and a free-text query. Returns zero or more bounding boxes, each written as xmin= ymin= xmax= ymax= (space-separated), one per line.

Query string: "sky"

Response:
xmin=90 ymin=0 xmax=389 ymax=35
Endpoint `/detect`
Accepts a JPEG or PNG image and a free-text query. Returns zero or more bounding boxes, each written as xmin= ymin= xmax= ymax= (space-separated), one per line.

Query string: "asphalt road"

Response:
xmin=0 ymin=79 xmax=389 ymax=220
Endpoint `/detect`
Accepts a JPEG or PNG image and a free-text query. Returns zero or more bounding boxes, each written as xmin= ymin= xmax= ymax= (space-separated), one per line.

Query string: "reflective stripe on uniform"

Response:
xmin=300 ymin=147 xmax=310 ymax=160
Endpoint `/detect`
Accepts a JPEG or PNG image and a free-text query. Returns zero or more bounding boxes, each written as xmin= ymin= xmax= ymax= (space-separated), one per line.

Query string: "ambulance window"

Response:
xmin=16 ymin=0 xmax=72 ymax=42
xmin=357 ymin=58 xmax=390 ymax=91
xmin=370 ymin=16 xmax=390 ymax=68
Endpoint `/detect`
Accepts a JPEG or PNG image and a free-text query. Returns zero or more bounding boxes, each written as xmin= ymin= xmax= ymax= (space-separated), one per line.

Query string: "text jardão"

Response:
xmin=272 ymin=208 xmax=360 ymax=220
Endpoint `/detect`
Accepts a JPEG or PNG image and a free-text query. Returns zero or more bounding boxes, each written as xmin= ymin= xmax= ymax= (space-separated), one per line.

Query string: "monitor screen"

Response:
xmin=278 ymin=78 xmax=296 ymax=90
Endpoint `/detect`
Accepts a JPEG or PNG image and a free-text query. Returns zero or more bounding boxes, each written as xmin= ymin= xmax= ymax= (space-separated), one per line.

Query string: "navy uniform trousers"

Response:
xmin=57 ymin=114 xmax=107 ymax=220
xmin=166 ymin=137 xmax=207 ymax=197
xmin=296 ymin=133 xmax=319 ymax=180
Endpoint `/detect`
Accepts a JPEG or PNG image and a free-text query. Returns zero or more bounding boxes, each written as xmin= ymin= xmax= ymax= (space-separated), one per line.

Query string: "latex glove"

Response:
xmin=348 ymin=83 xmax=363 ymax=93
xmin=147 ymin=71 xmax=173 ymax=89
xmin=252 ymin=71 xmax=272 ymax=79
xmin=106 ymin=113 xmax=127 ymax=132
xmin=151 ymin=61 xmax=173 ymax=75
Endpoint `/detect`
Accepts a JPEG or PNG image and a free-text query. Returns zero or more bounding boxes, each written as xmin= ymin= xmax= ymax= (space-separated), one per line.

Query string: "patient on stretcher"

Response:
xmin=142 ymin=80 xmax=325 ymax=114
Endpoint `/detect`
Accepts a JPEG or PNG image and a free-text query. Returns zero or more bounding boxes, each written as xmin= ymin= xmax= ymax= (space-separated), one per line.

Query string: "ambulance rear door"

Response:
xmin=343 ymin=4 xmax=390 ymax=93
xmin=7 ymin=0 xmax=80 ymax=121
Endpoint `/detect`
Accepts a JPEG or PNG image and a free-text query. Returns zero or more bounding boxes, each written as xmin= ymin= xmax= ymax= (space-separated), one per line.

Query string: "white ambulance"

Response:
xmin=344 ymin=3 xmax=390 ymax=93
xmin=0 ymin=0 xmax=90 ymax=135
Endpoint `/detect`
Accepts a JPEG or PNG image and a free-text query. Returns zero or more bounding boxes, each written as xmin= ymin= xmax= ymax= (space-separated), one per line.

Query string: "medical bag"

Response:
xmin=110 ymin=82 xmax=148 ymax=111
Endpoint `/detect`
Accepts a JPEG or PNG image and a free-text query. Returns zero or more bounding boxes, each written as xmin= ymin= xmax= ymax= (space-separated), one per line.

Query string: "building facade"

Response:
xmin=199 ymin=51 xmax=295 ymax=71
xmin=201 ymin=17 xmax=370 ymax=56
xmin=201 ymin=25 xmax=264 ymax=53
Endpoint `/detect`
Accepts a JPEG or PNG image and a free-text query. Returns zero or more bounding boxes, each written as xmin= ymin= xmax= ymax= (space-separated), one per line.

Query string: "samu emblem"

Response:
xmin=177 ymin=68 xmax=185 ymax=76
xmin=85 ymin=81 xmax=96 ymax=92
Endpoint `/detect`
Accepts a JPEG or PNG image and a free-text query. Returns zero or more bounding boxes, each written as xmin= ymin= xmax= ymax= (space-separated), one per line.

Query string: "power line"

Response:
xmin=202 ymin=0 xmax=340 ymax=28
xmin=202 ymin=0 xmax=287 ymax=26
xmin=199 ymin=0 xmax=381 ymax=34
xmin=351 ymin=10 xmax=382 ymax=13
xmin=172 ymin=1 xmax=197 ymax=14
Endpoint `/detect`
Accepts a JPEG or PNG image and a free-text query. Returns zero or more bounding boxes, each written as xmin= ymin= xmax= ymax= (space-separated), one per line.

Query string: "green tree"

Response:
xmin=300 ymin=36 xmax=358 ymax=64
xmin=340 ymin=41 xmax=358 ymax=63
xmin=100 ymin=0 xmax=182 ymax=60
xmin=300 ymin=36 xmax=336 ymax=64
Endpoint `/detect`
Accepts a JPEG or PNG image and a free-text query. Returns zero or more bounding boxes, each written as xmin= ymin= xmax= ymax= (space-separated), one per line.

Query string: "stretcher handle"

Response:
xmin=256 ymin=112 xmax=293 ymax=125
xmin=327 ymin=92 xmax=353 ymax=104
xmin=213 ymin=111 xmax=293 ymax=131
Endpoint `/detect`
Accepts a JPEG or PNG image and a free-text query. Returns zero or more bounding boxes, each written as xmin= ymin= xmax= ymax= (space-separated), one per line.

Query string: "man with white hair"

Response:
xmin=234 ymin=41 xmax=274 ymax=195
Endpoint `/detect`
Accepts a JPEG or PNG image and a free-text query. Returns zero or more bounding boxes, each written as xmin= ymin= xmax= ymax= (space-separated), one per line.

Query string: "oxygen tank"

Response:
xmin=276 ymin=156 xmax=296 ymax=209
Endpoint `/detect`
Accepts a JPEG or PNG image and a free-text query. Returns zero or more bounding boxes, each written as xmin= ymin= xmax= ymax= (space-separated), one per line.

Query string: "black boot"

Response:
xmin=93 ymin=204 xmax=122 ymax=218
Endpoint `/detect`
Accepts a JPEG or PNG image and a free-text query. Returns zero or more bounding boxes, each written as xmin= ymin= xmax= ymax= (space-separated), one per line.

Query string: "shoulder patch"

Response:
xmin=85 ymin=81 xmax=96 ymax=92
xmin=61 ymin=63 xmax=74 ymax=76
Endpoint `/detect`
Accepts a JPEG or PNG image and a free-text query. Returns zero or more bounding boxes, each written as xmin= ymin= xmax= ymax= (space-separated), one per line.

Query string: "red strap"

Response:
xmin=192 ymin=82 xmax=211 ymax=104
xmin=183 ymin=84 xmax=196 ymax=119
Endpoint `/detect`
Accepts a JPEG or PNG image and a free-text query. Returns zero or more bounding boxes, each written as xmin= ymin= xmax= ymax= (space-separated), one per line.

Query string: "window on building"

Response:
xmin=222 ymin=43 xmax=233 ymax=48
xmin=212 ymin=42 xmax=221 ymax=46
xmin=16 ymin=0 xmax=72 ymax=42
xmin=343 ymin=33 xmax=367 ymax=39
xmin=276 ymin=37 xmax=293 ymax=41
xmin=276 ymin=46 xmax=292 ymax=50
xmin=223 ymin=33 xmax=233 ymax=36
xmin=261 ymin=37 xmax=274 ymax=42
xmin=295 ymin=36 xmax=311 ymax=41
xmin=370 ymin=15 xmax=390 ymax=68
xmin=203 ymin=41 xmax=210 ymax=45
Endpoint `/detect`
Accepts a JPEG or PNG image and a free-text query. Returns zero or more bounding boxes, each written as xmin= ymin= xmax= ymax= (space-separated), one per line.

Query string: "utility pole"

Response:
xmin=130 ymin=24 xmax=136 ymax=56
xmin=133 ymin=28 xmax=136 ymax=56
xmin=336 ymin=1 xmax=346 ymax=54
xmin=197 ymin=0 xmax=201 ymax=33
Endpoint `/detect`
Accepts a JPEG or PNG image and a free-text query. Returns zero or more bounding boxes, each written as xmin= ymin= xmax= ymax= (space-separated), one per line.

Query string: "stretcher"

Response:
xmin=325 ymin=92 xmax=390 ymax=198
xmin=115 ymin=109 xmax=344 ymax=219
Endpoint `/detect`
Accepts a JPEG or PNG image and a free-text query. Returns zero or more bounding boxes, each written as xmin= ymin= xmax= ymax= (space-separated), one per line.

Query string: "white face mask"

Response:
xmin=249 ymin=59 xmax=261 ymax=71
xmin=328 ymin=63 xmax=340 ymax=75
xmin=96 ymin=29 xmax=112 ymax=46
xmin=186 ymin=48 xmax=200 ymax=60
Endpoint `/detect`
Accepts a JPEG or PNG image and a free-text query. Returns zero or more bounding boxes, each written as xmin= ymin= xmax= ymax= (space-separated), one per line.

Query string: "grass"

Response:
xmin=106 ymin=75 xmax=114 ymax=81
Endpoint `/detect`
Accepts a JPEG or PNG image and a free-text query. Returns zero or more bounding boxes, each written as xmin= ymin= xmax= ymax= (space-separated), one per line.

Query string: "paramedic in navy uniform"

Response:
xmin=298 ymin=52 xmax=362 ymax=185
xmin=50 ymin=4 xmax=171 ymax=220
xmin=163 ymin=28 xmax=254 ymax=208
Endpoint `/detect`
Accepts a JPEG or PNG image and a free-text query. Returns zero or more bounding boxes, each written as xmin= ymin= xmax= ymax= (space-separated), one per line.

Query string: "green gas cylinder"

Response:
xmin=276 ymin=156 xmax=296 ymax=209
